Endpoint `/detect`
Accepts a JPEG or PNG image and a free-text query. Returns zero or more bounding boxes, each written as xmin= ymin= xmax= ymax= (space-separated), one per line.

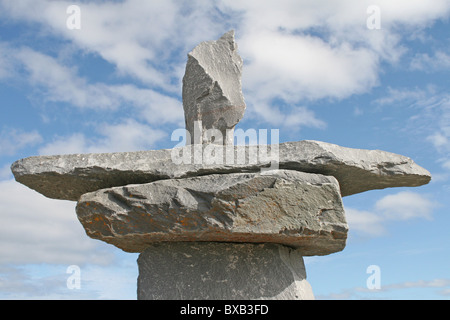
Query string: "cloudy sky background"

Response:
xmin=0 ymin=0 xmax=449 ymax=299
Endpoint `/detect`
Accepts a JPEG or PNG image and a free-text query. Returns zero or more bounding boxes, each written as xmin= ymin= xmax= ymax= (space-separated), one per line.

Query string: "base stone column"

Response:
xmin=137 ymin=242 xmax=314 ymax=300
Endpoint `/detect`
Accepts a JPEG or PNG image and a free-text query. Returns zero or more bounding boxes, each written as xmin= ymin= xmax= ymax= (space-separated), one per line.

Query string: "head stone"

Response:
xmin=182 ymin=30 xmax=246 ymax=145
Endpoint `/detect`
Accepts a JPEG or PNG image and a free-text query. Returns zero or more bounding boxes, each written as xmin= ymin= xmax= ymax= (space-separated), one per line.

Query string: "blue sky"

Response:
xmin=0 ymin=0 xmax=449 ymax=300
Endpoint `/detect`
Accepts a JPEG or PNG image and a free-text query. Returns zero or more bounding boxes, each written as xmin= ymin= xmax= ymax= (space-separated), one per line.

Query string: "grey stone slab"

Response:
xmin=137 ymin=242 xmax=314 ymax=300
xmin=11 ymin=140 xmax=431 ymax=201
xmin=183 ymin=30 xmax=246 ymax=145
xmin=75 ymin=170 xmax=347 ymax=255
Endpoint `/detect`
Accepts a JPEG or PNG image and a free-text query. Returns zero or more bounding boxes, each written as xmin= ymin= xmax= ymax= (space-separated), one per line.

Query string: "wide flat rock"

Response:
xmin=11 ymin=140 xmax=431 ymax=201
xmin=75 ymin=170 xmax=348 ymax=256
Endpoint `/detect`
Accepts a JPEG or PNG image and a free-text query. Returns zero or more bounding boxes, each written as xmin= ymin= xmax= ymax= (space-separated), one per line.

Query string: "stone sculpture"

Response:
xmin=11 ymin=30 xmax=431 ymax=300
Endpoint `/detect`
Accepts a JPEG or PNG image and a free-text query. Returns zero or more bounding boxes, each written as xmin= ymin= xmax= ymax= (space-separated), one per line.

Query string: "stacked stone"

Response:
xmin=11 ymin=31 xmax=431 ymax=300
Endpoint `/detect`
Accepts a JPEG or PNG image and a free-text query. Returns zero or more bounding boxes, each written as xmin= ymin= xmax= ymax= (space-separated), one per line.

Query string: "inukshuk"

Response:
xmin=11 ymin=31 xmax=431 ymax=300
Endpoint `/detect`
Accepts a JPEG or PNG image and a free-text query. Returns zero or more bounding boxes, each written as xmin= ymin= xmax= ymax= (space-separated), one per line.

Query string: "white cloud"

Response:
xmin=320 ymin=277 xmax=450 ymax=300
xmin=16 ymin=47 xmax=107 ymax=109
xmin=113 ymin=85 xmax=184 ymax=126
xmin=418 ymin=95 xmax=450 ymax=171
xmin=0 ymin=164 xmax=12 ymax=180
xmin=283 ymin=107 xmax=326 ymax=129
xmin=427 ymin=132 xmax=449 ymax=150
xmin=247 ymin=101 xmax=326 ymax=130
xmin=373 ymin=86 xmax=428 ymax=106
xmin=38 ymin=119 xmax=167 ymax=155
xmin=94 ymin=119 xmax=167 ymax=153
xmin=0 ymin=128 xmax=43 ymax=156
xmin=0 ymin=259 xmax=138 ymax=299
xmin=410 ymin=51 xmax=450 ymax=72
xmin=1 ymin=0 xmax=449 ymax=131
xmin=0 ymin=179 xmax=114 ymax=265
xmin=375 ymin=191 xmax=434 ymax=221
xmin=38 ymin=133 xmax=88 ymax=156
xmin=375 ymin=0 xmax=450 ymax=26
xmin=381 ymin=278 xmax=450 ymax=291
xmin=15 ymin=47 xmax=183 ymax=114
xmin=346 ymin=191 xmax=436 ymax=237
xmin=443 ymin=160 xmax=450 ymax=170
xmin=0 ymin=0 xmax=225 ymax=91
xmin=241 ymin=30 xmax=379 ymax=102
xmin=345 ymin=208 xmax=386 ymax=236
xmin=373 ymin=86 xmax=450 ymax=173
xmin=220 ymin=0 xmax=450 ymax=126
xmin=0 ymin=43 xmax=184 ymax=127
xmin=0 ymin=43 xmax=14 ymax=80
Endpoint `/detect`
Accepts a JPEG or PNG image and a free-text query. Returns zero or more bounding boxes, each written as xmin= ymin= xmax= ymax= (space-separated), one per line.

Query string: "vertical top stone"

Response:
xmin=182 ymin=30 xmax=246 ymax=145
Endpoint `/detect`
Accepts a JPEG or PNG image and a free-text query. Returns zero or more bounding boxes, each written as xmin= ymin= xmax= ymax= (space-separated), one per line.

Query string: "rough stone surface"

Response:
xmin=76 ymin=170 xmax=347 ymax=256
xmin=11 ymin=140 xmax=432 ymax=201
xmin=182 ymin=30 xmax=246 ymax=145
xmin=137 ymin=242 xmax=314 ymax=300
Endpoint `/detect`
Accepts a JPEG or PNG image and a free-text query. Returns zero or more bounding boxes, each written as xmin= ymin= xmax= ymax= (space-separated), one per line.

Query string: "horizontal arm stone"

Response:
xmin=11 ymin=140 xmax=431 ymax=201
xmin=75 ymin=170 xmax=348 ymax=256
